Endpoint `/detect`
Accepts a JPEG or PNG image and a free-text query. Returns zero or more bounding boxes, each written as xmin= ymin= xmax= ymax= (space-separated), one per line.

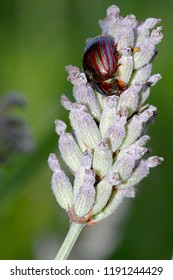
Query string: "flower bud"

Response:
xmin=95 ymin=92 xmax=107 ymax=110
xmin=61 ymin=99 xmax=89 ymax=152
xmin=48 ymin=154 xmax=73 ymax=211
xmin=61 ymin=95 xmax=84 ymax=143
xmin=131 ymin=63 xmax=152 ymax=84
xmin=74 ymin=105 xmax=101 ymax=149
xmin=74 ymin=83 xmax=102 ymax=121
xmin=119 ymin=156 xmax=163 ymax=190
xmin=55 ymin=120 xmax=82 ymax=172
xmin=116 ymin=47 xmax=133 ymax=84
xmin=66 ymin=65 xmax=87 ymax=86
xmin=112 ymin=146 xmax=147 ymax=181
xmin=117 ymin=83 xmax=142 ymax=116
xmin=48 ymin=153 xmax=61 ymax=172
xmin=99 ymin=95 xmax=118 ymax=137
xmin=133 ymin=27 xmax=163 ymax=69
xmin=121 ymin=105 xmax=157 ymax=149
xmin=66 ymin=66 xmax=102 ymax=121
xmin=115 ymin=15 xmax=137 ymax=50
xmin=118 ymin=135 xmax=150 ymax=158
xmin=105 ymin=109 xmax=127 ymax=152
xmin=99 ymin=5 xmax=121 ymax=37
xmin=93 ymin=189 xmax=125 ymax=222
xmin=74 ymin=169 xmax=95 ymax=217
xmin=73 ymin=149 xmax=93 ymax=197
xmin=139 ymin=73 xmax=162 ymax=105
xmin=93 ymin=138 xmax=113 ymax=178
xmin=135 ymin=18 xmax=161 ymax=46
xmin=147 ymin=73 xmax=162 ymax=86
xmin=92 ymin=172 xmax=120 ymax=216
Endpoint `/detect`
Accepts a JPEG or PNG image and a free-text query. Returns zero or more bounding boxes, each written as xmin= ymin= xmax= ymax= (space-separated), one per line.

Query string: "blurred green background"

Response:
xmin=0 ymin=0 xmax=172 ymax=260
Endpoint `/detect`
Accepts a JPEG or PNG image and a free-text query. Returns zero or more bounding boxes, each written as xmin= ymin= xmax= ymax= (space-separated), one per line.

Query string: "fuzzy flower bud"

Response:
xmin=48 ymin=154 xmax=73 ymax=210
xmin=117 ymin=83 xmax=143 ymax=116
xmin=66 ymin=65 xmax=101 ymax=121
xmin=74 ymin=169 xmax=95 ymax=217
xmin=116 ymin=47 xmax=133 ymax=84
xmin=115 ymin=15 xmax=137 ymax=50
xmin=105 ymin=108 xmax=127 ymax=152
xmin=73 ymin=149 xmax=93 ymax=197
xmin=99 ymin=95 xmax=118 ymax=137
xmin=92 ymin=172 xmax=120 ymax=216
xmin=93 ymin=189 xmax=127 ymax=222
xmin=120 ymin=105 xmax=157 ymax=149
xmin=133 ymin=27 xmax=163 ymax=69
xmin=74 ymin=106 xmax=101 ymax=149
xmin=93 ymin=138 xmax=113 ymax=178
xmin=134 ymin=18 xmax=161 ymax=46
xmin=119 ymin=156 xmax=163 ymax=190
xmin=55 ymin=120 xmax=82 ymax=172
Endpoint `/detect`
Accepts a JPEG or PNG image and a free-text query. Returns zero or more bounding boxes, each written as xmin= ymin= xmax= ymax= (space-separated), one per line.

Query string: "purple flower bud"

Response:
xmin=48 ymin=153 xmax=60 ymax=172
xmin=50 ymin=164 xmax=73 ymax=211
xmin=105 ymin=109 xmax=127 ymax=152
xmin=74 ymin=169 xmax=95 ymax=217
xmin=93 ymin=138 xmax=113 ymax=178
xmin=55 ymin=120 xmax=82 ymax=172
xmin=73 ymin=150 xmax=93 ymax=197
xmin=119 ymin=156 xmax=163 ymax=190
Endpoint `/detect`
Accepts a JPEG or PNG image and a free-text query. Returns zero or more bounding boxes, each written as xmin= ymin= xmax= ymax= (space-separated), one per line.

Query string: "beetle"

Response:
xmin=82 ymin=35 xmax=126 ymax=96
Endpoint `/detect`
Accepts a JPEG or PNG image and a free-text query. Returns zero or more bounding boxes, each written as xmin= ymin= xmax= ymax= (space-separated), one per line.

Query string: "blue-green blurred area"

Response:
xmin=0 ymin=0 xmax=172 ymax=259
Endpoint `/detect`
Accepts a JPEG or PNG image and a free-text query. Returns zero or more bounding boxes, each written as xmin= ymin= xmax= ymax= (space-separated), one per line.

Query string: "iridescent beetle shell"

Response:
xmin=82 ymin=35 xmax=125 ymax=96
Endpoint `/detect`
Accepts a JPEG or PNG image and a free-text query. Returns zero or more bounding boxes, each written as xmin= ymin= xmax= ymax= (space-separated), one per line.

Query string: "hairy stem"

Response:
xmin=55 ymin=222 xmax=85 ymax=260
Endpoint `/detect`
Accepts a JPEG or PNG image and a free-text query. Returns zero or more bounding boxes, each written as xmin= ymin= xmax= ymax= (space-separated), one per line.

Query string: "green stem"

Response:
xmin=55 ymin=222 xmax=85 ymax=260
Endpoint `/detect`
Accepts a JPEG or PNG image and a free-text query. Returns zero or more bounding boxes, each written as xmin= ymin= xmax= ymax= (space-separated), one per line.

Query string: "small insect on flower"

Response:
xmin=82 ymin=35 xmax=126 ymax=96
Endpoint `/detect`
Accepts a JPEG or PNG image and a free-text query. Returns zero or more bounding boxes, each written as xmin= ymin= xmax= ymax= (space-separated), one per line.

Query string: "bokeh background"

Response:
xmin=0 ymin=0 xmax=172 ymax=260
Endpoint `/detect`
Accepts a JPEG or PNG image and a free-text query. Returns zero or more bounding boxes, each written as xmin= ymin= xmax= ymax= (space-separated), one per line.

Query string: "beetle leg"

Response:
xmin=115 ymin=62 xmax=121 ymax=71
xmin=116 ymin=78 xmax=127 ymax=93
xmin=132 ymin=46 xmax=140 ymax=52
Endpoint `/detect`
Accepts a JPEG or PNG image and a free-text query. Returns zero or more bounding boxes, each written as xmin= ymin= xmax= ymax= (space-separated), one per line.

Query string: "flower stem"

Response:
xmin=55 ymin=222 xmax=85 ymax=260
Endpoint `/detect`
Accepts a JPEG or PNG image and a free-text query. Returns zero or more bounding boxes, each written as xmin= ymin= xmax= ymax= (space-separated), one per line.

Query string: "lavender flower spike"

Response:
xmin=48 ymin=4 xmax=163 ymax=260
